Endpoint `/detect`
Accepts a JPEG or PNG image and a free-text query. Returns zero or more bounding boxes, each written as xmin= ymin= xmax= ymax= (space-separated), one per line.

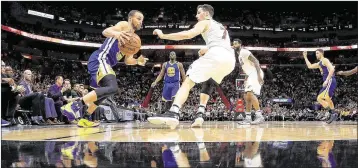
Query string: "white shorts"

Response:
xmin=187 ymin=47 xmax=236 ymax=84
xmin=244 ymin=69 xmax=264 ymax=95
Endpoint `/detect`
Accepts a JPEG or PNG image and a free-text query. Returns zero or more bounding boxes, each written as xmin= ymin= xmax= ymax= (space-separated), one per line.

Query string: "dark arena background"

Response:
xmin=1 ymin=1 xmax=358 ymax=168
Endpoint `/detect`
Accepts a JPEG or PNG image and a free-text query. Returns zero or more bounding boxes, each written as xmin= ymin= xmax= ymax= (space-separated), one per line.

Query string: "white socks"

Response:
xmin=198 ymin=104 xmax=206 ymax=113
xmin=170 ymin=104 xmax=181 ymax=113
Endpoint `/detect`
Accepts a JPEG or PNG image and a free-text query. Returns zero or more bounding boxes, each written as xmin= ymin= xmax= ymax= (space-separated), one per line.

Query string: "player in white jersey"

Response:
xmin=148 ymin=4 xmax=236 ymax=129
xmin=232 ymin=39 xmax=265 ymax=125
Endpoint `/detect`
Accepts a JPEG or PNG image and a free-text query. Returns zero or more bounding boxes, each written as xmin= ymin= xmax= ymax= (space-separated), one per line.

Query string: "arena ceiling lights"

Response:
xmin=27 ymin=10 xmax=54 ymax=20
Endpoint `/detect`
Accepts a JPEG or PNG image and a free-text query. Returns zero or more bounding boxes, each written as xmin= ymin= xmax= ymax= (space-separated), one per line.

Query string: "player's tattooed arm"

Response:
xmin=248 ymin=54 xmax=264 ymax=85
xmin=337 ymin=66 xmax=358 ymax=76
xmin=303 ymin=51 xmax=319 ymax=69
xmin=153 ymin=20 xmax=208 ymax=41
xmin=178 ymin=62 xmax=186 ymax=82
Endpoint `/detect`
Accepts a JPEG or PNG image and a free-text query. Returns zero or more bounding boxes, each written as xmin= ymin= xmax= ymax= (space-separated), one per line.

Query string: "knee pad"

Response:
xmin=95 ymin=75 xmax=118 ymax=98
xmin=93 ymin=97 xmax=108 ymax=106
xmin=107 ymin=84 xmax=118 ymax=95
xmin=101 ymin=75 xmax=118 ymax=94
xmin=201 ymin=78 xmax=217 ymax=95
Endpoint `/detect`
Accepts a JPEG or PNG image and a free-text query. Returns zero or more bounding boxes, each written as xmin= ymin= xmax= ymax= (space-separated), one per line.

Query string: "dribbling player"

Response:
xmin=61 ymin=10 xmax=148 ymax=127
xmin=151 ymin=51 xmax=186 ymax=114
xmin=148 ymin=4 xmax=236 ymax=129
xmin=303 ymin=49 xmax=338 ymax=124
xmin=232 ymin=39 xmax=265 ymax=125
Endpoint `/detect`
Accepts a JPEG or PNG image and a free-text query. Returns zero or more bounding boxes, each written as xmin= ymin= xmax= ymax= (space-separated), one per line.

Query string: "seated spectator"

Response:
xmin=19 ymin=70 xmax=62 ymax=125
xmin=73 ymin=84 xmax=83 ymax=97
xmin=62 ymin=79 xmax=81 ymax=121
xmin=47 ymin=76 xmax=67 ymax=123
xmin=62 ymin=79 xmax=80 ymax=103
xmin=14 ymin=69 xmax=46 ymax=125
xmin=1 ymin=63 xmax=17 ymax=126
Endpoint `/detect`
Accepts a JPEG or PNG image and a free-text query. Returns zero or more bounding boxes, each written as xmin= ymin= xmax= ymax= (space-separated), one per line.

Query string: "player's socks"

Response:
xmin=169 ymin=104 xmax=181 ymax=114
xmin=83 ymin=112 xmax=91 ymax=120
xmin=191 ymin=105 xmax=205 ymax=128
xmin=326 ymin=109 xmax=338 ymax=124
xmin=198 ymin=104 xmax=206 ymax=113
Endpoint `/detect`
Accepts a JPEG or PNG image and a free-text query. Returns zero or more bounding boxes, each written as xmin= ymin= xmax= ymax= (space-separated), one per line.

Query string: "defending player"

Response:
xmin=232 ymin=39 xmax=265 ymax=125
xmin=61 ymin=10 xmax=148 ymax=127
xmin=303 ymin=50 xmax=338 ymax=124
xmin=151 ymin=51 xmax=186 ymax=114
xmin=148 ymin=4 xmax=236 ymax=129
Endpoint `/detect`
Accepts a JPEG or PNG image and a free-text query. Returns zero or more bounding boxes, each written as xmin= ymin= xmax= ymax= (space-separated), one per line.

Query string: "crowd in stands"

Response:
xmin=2 ymin=47 xmax=357 ymax=127
xmin=3 ymin=17 xmax=358 ymax=47
xmin=13 ymin=1 xmax=357 ymax=28
xmin=2 ymin=29 xmax=358 ymax=66
xmin=2 ymin=1 xmax=357 ymax=47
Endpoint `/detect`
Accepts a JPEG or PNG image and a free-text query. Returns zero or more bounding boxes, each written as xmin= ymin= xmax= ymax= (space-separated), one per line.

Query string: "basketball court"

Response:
xmin=2 ymin=121 xmax=357 ymax=167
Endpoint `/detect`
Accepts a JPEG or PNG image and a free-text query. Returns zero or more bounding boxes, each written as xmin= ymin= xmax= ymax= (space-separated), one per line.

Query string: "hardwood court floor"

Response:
xmin=1 ymin=121 xmax=357 ymax=142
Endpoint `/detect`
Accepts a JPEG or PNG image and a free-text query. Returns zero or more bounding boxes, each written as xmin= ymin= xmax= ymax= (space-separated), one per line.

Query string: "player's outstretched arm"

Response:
xmin=151 ymin=63 xmax=167 ymax=87
xmin=153 ymin=21 xmax=208 ymax=41
xmin=337 ymin=66 xmax=358 ymax=76
xmin=303 ymin=51 xmax=319 ymax=69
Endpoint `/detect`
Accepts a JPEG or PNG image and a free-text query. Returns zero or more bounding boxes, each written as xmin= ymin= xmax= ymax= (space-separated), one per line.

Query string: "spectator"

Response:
xmin=62 ymin=79 xmax=80 ymax=103
xmin=19 ymin=70 xmax=62 ymax=125
xmin=17 ymin=69 xmax=47 ymax=125
xmin=72 ymin=83 xmax=82 ymax=98
xmin=47 ymin=76 xmax=67 ymax=123
xmin=1 ymin=63 xmax=16 ymax=126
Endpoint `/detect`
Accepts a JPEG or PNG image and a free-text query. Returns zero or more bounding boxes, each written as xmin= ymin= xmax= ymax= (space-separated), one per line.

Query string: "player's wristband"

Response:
xmin=136 ymin=59 xmax=139 ymax=65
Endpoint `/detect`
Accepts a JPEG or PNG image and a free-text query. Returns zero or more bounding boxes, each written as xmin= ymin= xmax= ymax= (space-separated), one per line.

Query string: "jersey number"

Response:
xmin=214 ymin=20 xmax=228 ymax=40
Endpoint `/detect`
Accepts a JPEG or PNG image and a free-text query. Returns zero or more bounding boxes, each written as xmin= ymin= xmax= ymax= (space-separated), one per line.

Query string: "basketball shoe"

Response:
xmin=326 ymin=111 xmax=338 ymax=124
xmin=191 ymin=112 xmax=204 ymax=128
xmin=251 ymin=111 xmax=265 ymax=125
xmin=238 ymin=113 xmax=252 ymax=125
xmin=77 ymin=118 xmax=100 ymax=128
xmin=148 ymin=111 xmax=179 ymax=129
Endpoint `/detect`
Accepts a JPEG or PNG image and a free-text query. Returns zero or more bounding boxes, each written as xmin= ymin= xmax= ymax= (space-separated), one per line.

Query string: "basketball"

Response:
xmin=119 ymin=33 xmax=141 ymax=56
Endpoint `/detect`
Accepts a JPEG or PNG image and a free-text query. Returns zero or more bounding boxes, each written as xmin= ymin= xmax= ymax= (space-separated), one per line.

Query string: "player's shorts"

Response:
xmin=162 ymin=82 xmax=180 ymax=101
xmin=244 ymin=69 xmax=264 ymax=95
xmin=187 ymin=46 xmax=236 ymax=84
xmin=88 ymin=53 xmax=116 ymax=89
xmin=318 ymin=77 xmax=337 ymax=100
